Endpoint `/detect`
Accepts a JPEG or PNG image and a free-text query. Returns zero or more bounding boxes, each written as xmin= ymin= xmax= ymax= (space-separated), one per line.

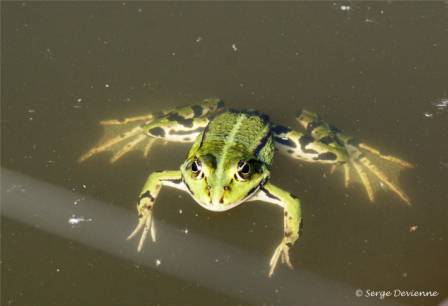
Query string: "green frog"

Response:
xmin=79 ymin=98 xmax=413 ymax=277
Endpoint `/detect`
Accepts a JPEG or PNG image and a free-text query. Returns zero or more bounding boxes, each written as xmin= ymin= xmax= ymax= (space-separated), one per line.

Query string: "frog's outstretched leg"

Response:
xmin=79 ymin=99 xmax=223 ymax=163
xmin=127 ymin=170 xmax=186 ymax=251
xmin=250 ymin=183 xmax=302 ymax=277
xmin=293 ymin=110 xmax=413 ymax=204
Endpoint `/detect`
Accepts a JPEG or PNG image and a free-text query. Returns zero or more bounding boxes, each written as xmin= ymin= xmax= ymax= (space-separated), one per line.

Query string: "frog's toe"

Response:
xmin=358 ymin=156 xmax=411 ymax=205
xmin=268 ymin=241 xmax=293 ymax=277
xmin=359 ymin=143 xmax=414 ymax=169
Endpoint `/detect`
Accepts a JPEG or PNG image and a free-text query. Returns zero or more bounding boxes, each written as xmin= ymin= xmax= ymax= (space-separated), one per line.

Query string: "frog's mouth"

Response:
xmin=191 ymin=183 xmax=264 ymax=212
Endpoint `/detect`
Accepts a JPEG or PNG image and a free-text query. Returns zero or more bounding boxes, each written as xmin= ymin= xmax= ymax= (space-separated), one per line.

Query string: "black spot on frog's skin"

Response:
xmin=149 ymin=127 xmax=165 ymax=137
xmin=274 ymin=136 xmax=297 ymax=148
xmin=261 ymin=187 xmax=280 ymax=201
xmin=289 ymin=192 xmax=298 ymax=199
xmin=306 ymin=121 xmax=321 ymax=133
xmin=140 ymin=191 xmax=155 ymax=202
xmin=167 ymin=113 xmax=194 ymax=128
xmin=319 ymin=135 xmax=334 ymax=145
xmin=317 ymin=152 xmax=337 ymax=161
xmin=299 ymin=135 xmax=314 ymax=147
xmin=299 ymin=135 xmax=318 ymax=154
xmin=329 ymin=124 xmax=341 ymax=134
xmin=272 ymin=125 xmax=291 ymax=136
xmin=299 ymin=220 xmax=304 ymax=236
xmin=191 ymin=105 xmax=203 ymax=117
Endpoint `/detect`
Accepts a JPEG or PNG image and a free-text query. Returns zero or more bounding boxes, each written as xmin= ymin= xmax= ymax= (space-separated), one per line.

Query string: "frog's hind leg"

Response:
xmin=79 ymin=99 xmax=223 ymax=163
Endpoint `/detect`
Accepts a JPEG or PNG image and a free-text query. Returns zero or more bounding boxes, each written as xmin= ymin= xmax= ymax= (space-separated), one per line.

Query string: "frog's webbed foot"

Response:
xmin=269 ymin=239 xmax=293 ymax=277
xmin=127 ymin=197 xmax=157 ymax=252
xmin=344 ymin=142 xmax=413 ymax=205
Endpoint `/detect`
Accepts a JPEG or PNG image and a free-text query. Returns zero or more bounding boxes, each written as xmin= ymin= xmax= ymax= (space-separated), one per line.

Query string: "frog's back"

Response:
xmin=198 ymin=110 xmax=274 ymax=165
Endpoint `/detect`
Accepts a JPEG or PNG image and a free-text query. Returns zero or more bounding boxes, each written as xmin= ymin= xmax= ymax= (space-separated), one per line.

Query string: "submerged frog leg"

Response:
xmin=250 ymin=183 xmax=302 ymax=277
xmin=127 ymin=170 xmax=186 ymax=251
xmin=79 ymin=98 xmax=224 ymax=163
xmin=291 ymin=110 xmax=413 ymax=204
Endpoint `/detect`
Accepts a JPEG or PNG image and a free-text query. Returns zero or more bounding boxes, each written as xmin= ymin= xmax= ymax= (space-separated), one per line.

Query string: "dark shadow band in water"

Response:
xmin=1 ymin=168 xmax=403 ymax=306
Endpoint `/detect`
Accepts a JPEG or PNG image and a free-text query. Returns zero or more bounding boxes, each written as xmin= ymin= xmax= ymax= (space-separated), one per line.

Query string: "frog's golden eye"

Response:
xmin=191 ymin=159 xmax=202 ymax=179
xmin=236 ymin=160 xmax=251 ymax=181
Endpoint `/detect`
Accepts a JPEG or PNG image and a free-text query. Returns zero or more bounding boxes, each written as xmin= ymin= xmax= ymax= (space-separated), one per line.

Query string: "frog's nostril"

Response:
xmin=223 ymin=185 xmax=230 ymax=191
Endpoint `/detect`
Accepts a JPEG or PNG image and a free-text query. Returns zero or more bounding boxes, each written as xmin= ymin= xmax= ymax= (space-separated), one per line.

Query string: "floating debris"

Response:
xmin=155 ymin=259 xmax=161 ymax=266
xmin=423 ymin=112 xmax=434 ymax=118
xmin=231 ymin=43 xmax=238 ymax=52
xmin=68 ymin=215 xmax=92 ymax=225
xmin=409 ymin=225 xmax=418 ymax=232
xmin=340 ymin=5 xmax=351 ymax=11
xmin=195 ymin=36 xmax=203 ymax=43
xmin=433 ymin=98 xmax=448 ymax=110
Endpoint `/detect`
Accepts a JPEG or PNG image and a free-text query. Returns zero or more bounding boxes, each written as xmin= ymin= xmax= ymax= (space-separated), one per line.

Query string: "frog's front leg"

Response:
xmin=127 ymin=170 xmax=186 ymax=251
xmin=250 ymin=183 xmax=302 ymax=277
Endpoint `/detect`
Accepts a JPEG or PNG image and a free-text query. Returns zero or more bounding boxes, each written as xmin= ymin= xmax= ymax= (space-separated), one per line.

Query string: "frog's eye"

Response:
xmin=235 ymin=160 xmax=251 ymax=181
xmin=191 ymin=159 xmax=203 ymax=179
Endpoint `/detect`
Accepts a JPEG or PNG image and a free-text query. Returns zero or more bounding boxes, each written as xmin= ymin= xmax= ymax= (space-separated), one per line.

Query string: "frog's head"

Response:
xmin=180 ymin=153 xmax=269 ymax=211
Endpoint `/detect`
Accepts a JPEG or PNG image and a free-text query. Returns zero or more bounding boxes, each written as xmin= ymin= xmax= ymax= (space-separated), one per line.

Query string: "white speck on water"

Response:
xmin=104 ymin=83 xmax=110 ymax=88
xmin=196 ymin=36 xmax=203 ymax=43
xmin=82 ymin=184 xmax=87 ymax=189
xmin=231 ymin=43 xmax=238 ymax=51
xmin=73 ymin=197 xmax=84 ymax=206
xmin=423 ymin=112 xmax=434 ymax=118
xmin=137 ymin=8 xmax=143 ymax=13
xmin=155 ymin=259 xmax=161 ymax=266
xmin=76 ymin=98 xmax=83 ymax=103
xmin=28 ymin=109 xmax=36 ymax=113
xmin=56 ymin=268 xmax=61 ymax=272
xmin=184 ymin=228 xmax=189 ymax=234
xmin=178 ymin=209 xmax=183 ymax=214
xmin=402 ymin=272 xmax=408 ymax=278
xmin=409 ymin=225 xmax=418 ymax=232
xmin=340 ymin=5 xmax=351 ymax=11
xmin=171 ymin=52 xmax=176 ymax=56
xmin=68 ymin=215 xmax=92 ymax=225
xmin=433 ymin=98 xmax=448 ymax=110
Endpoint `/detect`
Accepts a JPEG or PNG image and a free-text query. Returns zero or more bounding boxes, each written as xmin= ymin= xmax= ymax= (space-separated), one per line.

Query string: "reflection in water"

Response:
xmin=2 ymin=168 xmax=402 ymax=306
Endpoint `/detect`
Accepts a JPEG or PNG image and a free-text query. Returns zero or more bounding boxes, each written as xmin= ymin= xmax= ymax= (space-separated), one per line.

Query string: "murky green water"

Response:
xmin=2 ymin=2 xmax=447 ymax=306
